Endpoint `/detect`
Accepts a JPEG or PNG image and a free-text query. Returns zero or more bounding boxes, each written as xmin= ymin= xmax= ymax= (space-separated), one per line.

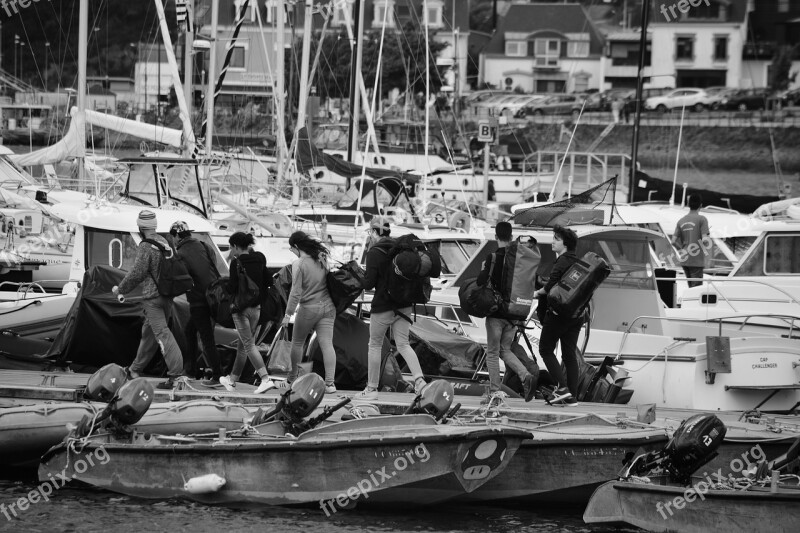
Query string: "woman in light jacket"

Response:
xmin=282 ymin=231 xmax=337 ymax=393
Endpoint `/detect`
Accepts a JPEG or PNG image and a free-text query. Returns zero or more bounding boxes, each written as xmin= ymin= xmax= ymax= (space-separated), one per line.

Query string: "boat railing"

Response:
xmin=614 ymin=313 xmax=800 ymax=359
xmin=0 ymin=280 xmax=46 ymax=299
xmin=660 ymin=277 xmax=800 ymax=312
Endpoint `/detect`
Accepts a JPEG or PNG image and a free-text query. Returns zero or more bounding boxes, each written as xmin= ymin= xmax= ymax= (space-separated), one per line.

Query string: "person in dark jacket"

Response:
xmin=532 ymin=225 xmax=581 ymax=406
xmin=171 ymin=221 xmax=223 ymax=387
xmin=355 ymin=217 xmax=426 ymax=400
xmin=112 ymin=210 xmax=186 ymax=390
xmin=219 ymin=232 xmax=274 ymax=394
xmin=476 ymin=221 xmax=538 ymax=404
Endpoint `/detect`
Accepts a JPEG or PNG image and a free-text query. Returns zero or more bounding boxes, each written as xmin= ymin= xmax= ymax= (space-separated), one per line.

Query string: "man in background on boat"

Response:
xmin=112 ymin=210 xmax=187 ymax=390
xmin=356 ymin=217 xmax=426 ymax=400
xmin=170 ymin=221 xmax=223 ymax=388
xmin=476 ymin=221 xmax=538 ymax=404
xmin=672 ymin=194 xmax=710 ymax=288
xmin=532 ymin=225 xmax=581 ymax=406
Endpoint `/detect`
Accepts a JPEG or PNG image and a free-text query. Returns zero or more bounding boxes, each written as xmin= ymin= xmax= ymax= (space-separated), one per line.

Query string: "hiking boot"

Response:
xmin=523 ymin=374 xmax=537 ymax=402
xmin=354 ymin=387 xmax=378 ymax=400
xmin=219 ymin=375 xmax=236 ymax=392
xmin=201 ymin=377 xmax=223 ymax=388
xmin=254 ymin=379 xmax=276 ymax=394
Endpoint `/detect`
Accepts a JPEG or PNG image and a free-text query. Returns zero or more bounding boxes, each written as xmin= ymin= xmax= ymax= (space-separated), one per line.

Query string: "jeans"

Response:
xmin=485 ymin=317 xmax=534 ymax=393
xmin=184 ymin=303 xmax=221 ymax=378
xmin=288 ymin=301 xmax=336 ymax=384
xmin=538 ymin=310 xmax=583 ymax=397
xmin=230 ymin=305 xmax=266 ymax=381
xmin=129 ymin=296 xmax=184 ymax=378
xmin=367 ymin=309 xmax=424 ymax=389
xmin=683 ymin=266 xmax=704 ymax=288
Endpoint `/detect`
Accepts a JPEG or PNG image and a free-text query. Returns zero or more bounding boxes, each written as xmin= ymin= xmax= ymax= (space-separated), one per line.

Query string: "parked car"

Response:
xmin=703 ymin=87 xmax=740 ymax=110
xmin=778 ymin=87 xmax=800 ymax=107
xmin=574 ymin=92 xmax=605 ymax=112
xmin=644 ymin=88 xmax=710 ymax=112
xmin=472 ymin=93 xmax=520 ymax=114
xmin=519 ymin=94 xmax=584 ymax=116
xmin=462 ymin=89 xmax=511 ymax=105
xmin=721 ymin=88 xmax=772 ymax=111
xmin=498 ymin=94 xmax=547 ymax=117
xmin=623 ymin=87 xmax=675 ymax=114
xmin=598 ymin=88 xmax=634 ymax=111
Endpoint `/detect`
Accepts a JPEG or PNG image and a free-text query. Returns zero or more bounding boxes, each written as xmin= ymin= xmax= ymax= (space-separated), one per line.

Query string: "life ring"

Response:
xmin=448 ymin=211 xmax=471 ymax=233
xmin=434 ymin=212 xmax=446 ymax=224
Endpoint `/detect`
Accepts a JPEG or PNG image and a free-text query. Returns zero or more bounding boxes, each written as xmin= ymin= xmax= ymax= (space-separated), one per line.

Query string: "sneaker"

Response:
xmin=124 ymin=367 xmax=140 ymax=380
xmin=480 ymin=391 xmax=508 ymax=406
xmin=522 ymin=374 xmax=536 ymax=402
xmin=549 ymin=386 xmax=575 ymax=405
xmin=564 ymin=396 xmax=579 ymax=407
xmin=325 ymin=384 xmax=337 ymax=394
xmin=354 ymin=387 xmax=378 ymax=400
xmin=274 ymin=380 xmax=290 ymax=390
xmin=219 ymin=375 xmax=236 ymax=392
xmin=254 ymin=379 xmax=276 ymax=394
xmin=156 ymin=378 xmax=175 ymax=390
xmin=201 ymin=377 xmax=224 ymax=388
xmin=414 ymin=377 xmax=427 ymax=395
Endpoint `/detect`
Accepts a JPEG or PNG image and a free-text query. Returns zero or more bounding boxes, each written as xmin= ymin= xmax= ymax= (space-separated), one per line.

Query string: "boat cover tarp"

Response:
xmin=408 ymin=318 xmax=482 ymax=376
xmin=295 ymin=126 xmax=420 ymax=184
xmin=512 ymin=177 xmax=619 ymax=226
xmin=630 ymin=170 xmax=779 ymax=214
xmin=309 ymin=311 xmax=392 ymax=390
xmin=46 ymin=265 xmax=190 ymax=373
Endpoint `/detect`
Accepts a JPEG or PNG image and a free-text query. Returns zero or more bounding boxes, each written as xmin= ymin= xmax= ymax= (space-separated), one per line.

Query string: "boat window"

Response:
xmin=336 ymin=185 xmax=361 ymax=208
xmin=458 ymin=240 xmax=481 ymax=260
xmin=734 ymin=238 xmax=766 ymax=277
xmin=125 ymin=164 xmax=158 ymax=205
xmin=578 ymin=237 xmax=654 ymax=289
xmin=427 ymin=241 xmax=466 ymax=275
xmin=375 ymin=185 xmax=393 ymax=207
xmin=722 ymin=236 xmax=756 ymax=260
xmin=85 ymin=229 xmax=138 ymax=272
xmin=707 ymin=239 xmax=735 ymax=273
xmin=763 ymin=234 xmax=800 ymax=275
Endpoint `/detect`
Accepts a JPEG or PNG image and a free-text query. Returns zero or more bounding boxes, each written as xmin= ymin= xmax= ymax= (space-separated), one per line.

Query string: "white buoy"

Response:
xmin=184 ymin=474 xmax=226 ymax=494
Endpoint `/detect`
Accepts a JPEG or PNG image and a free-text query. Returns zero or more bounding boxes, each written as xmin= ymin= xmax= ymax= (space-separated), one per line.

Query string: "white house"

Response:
xmin=479 ymin=3 xmax=605 ymax=93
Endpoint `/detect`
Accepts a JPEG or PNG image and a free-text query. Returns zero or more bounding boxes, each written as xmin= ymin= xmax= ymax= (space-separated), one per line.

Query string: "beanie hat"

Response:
xmin=393 ymin=250 xmax=421 ymax=277
xmin=369 ymin=216 xmax=391 ymax=232
xmin=137 ymin=210 xmax=157 ymax=231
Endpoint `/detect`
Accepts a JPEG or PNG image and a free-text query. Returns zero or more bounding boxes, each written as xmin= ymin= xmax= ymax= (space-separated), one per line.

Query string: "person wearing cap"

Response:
xmin=171 ymin=220 xmax=223 ymax=387
xmin=112 ymin=210 xmax=187 ymax=390
xmin=356 ymin=218 xmax=426 ymax=400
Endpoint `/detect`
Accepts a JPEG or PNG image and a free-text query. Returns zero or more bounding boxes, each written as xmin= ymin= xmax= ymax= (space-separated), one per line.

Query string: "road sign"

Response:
xmin=477 ymin=120 xmax=493 ymax=142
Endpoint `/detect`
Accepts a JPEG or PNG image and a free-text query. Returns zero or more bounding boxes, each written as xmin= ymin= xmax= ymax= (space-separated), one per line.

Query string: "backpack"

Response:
xmin=380 ymin=234 xmax=441 ymax=310
xmin=205 ymin=277 xmax=235 ymax=328
xmin=231 ymin=257 xmax=261 ymax=311
xmin=498 ymin=241 xmax=541 ymax=320
xmin=326 ymin=260 xmax=366 ymax=315
xmin=142 ymin=238 xmax=194 ymax=298
xmin=547 ymin=251 xmax=610 ymax=318
xmin=458 ymin=255 xmax=502 ymax=318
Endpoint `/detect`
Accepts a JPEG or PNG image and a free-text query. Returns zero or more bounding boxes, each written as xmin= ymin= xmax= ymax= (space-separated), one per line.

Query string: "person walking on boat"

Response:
xmin=477 ymin=221 xmax=538 ymax=404
xmin=532 ymin=225 xmax=582 ymax=406
xmin=219 ymin=232 xmax=275 ymax=394
xmin=672 ymin=194 xmax=710 ymax=288
xmin=112 ymin=210 xmax=187 ymax=390
xmin=356 ymin=217 xmax=426 ymax=400
xmin=170 ymin=221 xmax=223 ymax=387
xmin=282 ymin=231 xmax=338 ymax=393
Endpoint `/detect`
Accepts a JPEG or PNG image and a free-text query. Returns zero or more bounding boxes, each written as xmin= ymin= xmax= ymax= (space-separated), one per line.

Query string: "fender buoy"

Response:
xmin=448 ymin=211 xmax=471 ymax=233
xmin=184 ymin=474 xmax=226 ymax=494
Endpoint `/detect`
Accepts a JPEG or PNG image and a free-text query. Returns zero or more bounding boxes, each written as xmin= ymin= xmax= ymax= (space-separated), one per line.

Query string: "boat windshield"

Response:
xmin=427 ymin=239 xmax=481 ymax=276
xmin=579 ymin=236 xmax=655 ymax=290
xmin=336 ymin=184 xmax=362 ymax=208
xmin=735 ymin=233 xmax=800 ymax=276
xmin=723 ymin=236 xmax=756 ymax=260
xmin=125 ymin=163 xmax=205 ymax=216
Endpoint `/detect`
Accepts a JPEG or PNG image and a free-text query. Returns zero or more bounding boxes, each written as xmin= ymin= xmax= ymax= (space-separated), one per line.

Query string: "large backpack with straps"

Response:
xmin=547 ymin=251 xmax=610 ymax=318
xmin=142 ymin=238 xmax=194 ymax=297
xmin=499 ymin=240 xmax=541 ymax=320
xmin=378 ymin=234 xmax=441 ymax=309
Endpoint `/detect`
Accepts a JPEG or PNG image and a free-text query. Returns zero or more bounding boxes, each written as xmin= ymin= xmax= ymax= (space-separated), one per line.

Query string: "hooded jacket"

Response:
xmin=117 ymin=234 xmax=170 ymax=299
xmin=176 ymin=236 xmax=220 ymax=307
xmin=361 ymin=237 xmax=396 ymax=313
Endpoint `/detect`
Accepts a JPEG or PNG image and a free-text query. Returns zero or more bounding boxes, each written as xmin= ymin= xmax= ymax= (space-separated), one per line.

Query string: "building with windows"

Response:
xmin=479 ymin=2 xmax=605 ymax=93
xmin=742 ymin=0 xmax=800 ymax=90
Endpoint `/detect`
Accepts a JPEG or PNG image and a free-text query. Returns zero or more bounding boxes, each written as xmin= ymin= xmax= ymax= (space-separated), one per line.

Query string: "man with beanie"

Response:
xmin=113 ymin=210 xmax=187 ymax=389
xmin=476 ymin=221 xmax=538 ymax=404
xmin=356 ymin=217 xmax=426 ymax=400
xmin=171 ymin=221 xmax=223 ymax=387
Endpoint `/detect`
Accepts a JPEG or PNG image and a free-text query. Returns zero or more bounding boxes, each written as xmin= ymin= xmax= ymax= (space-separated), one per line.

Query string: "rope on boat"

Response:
xmin=0 ymin=300 xmax=43 ymax=316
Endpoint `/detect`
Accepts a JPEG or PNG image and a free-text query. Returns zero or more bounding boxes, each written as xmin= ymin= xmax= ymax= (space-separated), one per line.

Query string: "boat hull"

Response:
xmin=584 ymin=480 xmax=800 ymax=533
xmin=38 ymin=420 xmax=529 ymax=507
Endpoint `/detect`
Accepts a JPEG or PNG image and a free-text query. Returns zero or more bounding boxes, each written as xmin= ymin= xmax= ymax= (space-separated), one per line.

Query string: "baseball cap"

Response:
xmin=170 ymin=221 xmax=190 ymax=234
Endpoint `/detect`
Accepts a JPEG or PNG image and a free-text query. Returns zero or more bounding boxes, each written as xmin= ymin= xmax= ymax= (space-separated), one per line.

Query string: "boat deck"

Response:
xmin=0 ymin=369 xmax=797 ymax=435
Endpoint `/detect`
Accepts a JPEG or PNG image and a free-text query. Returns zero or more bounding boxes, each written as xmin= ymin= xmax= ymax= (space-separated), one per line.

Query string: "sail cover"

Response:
xmin=511 ymin=177 xmax=618 ymax=227
xmin=295 ymin=127 xmax=420 ymax=183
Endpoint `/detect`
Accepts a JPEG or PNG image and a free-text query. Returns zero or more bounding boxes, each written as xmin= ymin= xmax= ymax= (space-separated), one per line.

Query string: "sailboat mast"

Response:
xmin=629 ymin=0 xmax=651 ymax=202
xmin=347 ymin=0 xmax=365 ymax=165
xmin=423 ymin=0 xmax=430 ymax=186
xmin=276 ymin=0 xmax=286 ymax=183
xmin=183 ymin=0 xmax=194 ymax=123
xmin=295 ymin=0 xmax=314 ymax=133
xmin=77 ymin=0 xmax=88 ymax=188
xmin=205 ymin=0 xmax=219 ymax=154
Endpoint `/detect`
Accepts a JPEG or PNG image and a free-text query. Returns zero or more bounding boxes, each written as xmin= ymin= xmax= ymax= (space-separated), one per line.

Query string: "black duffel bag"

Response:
xmin=206 ymin=277 xmax=235 ymax=328
xmin=326 ymin=260 xmax=366 ymax=314
xmin=458 ymin=278 xmax=502 ymax=318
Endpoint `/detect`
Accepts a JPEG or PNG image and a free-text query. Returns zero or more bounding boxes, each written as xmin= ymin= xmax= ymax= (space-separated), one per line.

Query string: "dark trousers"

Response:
xmin=538 ymin=310 xmax=583 ymax=397
xmin=682 ymin=266 xmax=704 ymax=288
xmin=184 ymin=303 xmax=221 ymax=378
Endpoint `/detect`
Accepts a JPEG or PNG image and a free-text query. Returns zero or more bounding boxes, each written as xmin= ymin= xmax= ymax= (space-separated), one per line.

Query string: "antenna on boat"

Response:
xmin=669 ymin=104 xmax=687 ymax=206
xmin=629 ymin=0 xmax=651 ymax=203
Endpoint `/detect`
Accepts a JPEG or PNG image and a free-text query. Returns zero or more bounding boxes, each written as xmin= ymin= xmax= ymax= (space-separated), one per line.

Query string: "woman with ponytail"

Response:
xmin=283 ymin=231 xmax=337 ymax=392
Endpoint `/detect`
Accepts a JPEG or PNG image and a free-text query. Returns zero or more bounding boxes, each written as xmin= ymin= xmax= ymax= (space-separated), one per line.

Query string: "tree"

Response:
xmin=769 ymin=45 xmax=799 ymax=93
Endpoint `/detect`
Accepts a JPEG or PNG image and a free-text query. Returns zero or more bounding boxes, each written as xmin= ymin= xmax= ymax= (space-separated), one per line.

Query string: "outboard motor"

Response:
xmin=281 ymin=373 xmax=326 ymax=423
xmin=108 ymin=378 xmax=155 ymax=426
xmin=84 ymin=364 xmax=128 ymax=402
xmin=405 ymin=380 xmax=454 ymax=421
xmin=625 ymin=414 xmax=727 ymax=485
